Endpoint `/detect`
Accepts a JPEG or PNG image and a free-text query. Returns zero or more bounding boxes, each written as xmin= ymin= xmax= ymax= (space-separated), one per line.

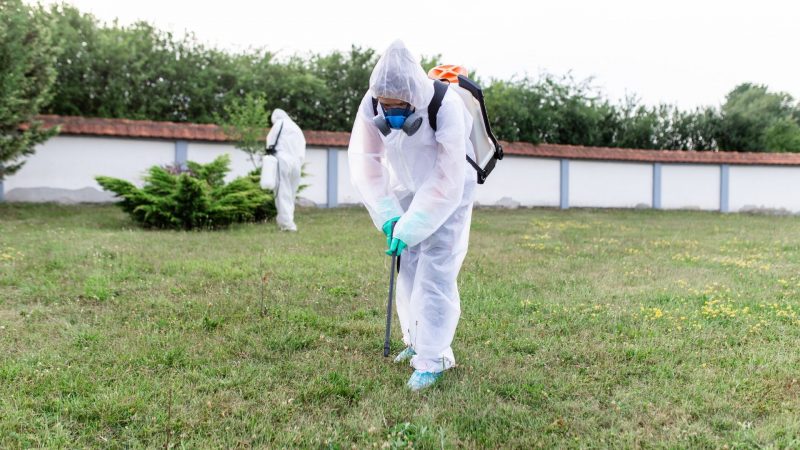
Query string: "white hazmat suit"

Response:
xmin=348 ymin=40 xmax=477 ymax=372
xmin=266 ymin=109 xmax=306 ymax=231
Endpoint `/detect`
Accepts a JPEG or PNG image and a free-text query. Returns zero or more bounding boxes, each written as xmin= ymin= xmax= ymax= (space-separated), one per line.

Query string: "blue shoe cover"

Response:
xmin=406 ymin=370 xmax=442 ymax=391
xmin=394 ymin=347 xmax=416 ymax=363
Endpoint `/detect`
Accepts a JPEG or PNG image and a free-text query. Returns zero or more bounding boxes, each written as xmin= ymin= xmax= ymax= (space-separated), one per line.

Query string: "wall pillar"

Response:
xmin=560 ymin=159 xmax=569 ymax=209
xmin=720 ymin=164 xmax=730 ymax=213
xmin=327 ymin=148 xmax=338 ymax=208
xmin=652 ymin=162 xmax=662 ymax=209
xmin=175 ymin=140 xmax=188 ymax=171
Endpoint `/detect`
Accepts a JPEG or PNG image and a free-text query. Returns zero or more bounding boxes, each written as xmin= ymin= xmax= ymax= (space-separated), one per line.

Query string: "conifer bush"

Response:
xmin=96 ymin=155 xmax=275 ymax=230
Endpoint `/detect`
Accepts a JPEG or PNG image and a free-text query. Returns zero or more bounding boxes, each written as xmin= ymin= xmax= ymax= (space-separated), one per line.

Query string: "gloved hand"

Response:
xmin=382 ymin=216 xmax=401 ymax=247
xmin=386 ymin=237 xmax=407 ymax=256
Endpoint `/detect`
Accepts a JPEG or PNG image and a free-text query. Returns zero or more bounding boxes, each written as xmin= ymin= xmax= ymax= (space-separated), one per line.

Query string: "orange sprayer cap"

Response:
xmin=427 ymin=65 xmax=469 ymax=84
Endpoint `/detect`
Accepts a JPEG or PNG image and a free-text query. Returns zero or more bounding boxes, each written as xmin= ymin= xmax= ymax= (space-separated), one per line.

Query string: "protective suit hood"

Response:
xmin=369 ymin=40 xmax=433 ymax=110
xmin=271 ymin=108 xmax=291 ymax=125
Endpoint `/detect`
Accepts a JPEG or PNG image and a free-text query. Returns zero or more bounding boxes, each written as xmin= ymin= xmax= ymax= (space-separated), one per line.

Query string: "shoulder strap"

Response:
xmin=371 ymin=97 xmax=379 ymax=116
xmin=428 ymin=79 xmax=490 ymax=182
xmin=270 ymin=122 xmax=284 ymax=146
xmin=427 ymin=80 xmax=448 ymax=131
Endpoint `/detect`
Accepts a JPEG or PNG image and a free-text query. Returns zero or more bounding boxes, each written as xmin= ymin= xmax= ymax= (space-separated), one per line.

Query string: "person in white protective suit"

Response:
xmin=348 ymin=40 xmax=477 ymax=391
xmin=266 ymin=109 xmax=306 ymax=231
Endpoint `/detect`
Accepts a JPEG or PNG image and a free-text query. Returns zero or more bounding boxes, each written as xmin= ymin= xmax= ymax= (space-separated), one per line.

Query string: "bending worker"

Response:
xmin=348 ymin=40 xmax=477 ymax=391
xmin=266 ymin=108 xmax=305 ymax=232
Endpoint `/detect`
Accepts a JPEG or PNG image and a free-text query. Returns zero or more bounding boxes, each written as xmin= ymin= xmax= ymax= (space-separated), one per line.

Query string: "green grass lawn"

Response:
xmin=2 ymin=204 xmax=800 ymax=448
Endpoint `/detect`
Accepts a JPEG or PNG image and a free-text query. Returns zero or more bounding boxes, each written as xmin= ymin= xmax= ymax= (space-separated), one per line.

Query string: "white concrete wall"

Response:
xmin=474 ymin=156 xmax=560 ymax=207
xmin=7 ymin=135 xmax=175 ymax=189
xmin=302 ymin=148 xmax=328 ymax=206
xmin=569 ymin=161 xmax=652 ymax=208
xmin=661 ymin=164 xmax=720 ymax=210
xmin=7 ymin=135 xmax=800 ymax=214
xmin=4 ymin=136 xmax=329 ymax=204
xmin=186 ymin=143 xmax=328 ymax=205
xmin=186 ymin=142 xmax=255 ymax=182
xmin=730 ymin=166 xmax=800 ymax=213
xmin=337 ymin=148 xmax=361 ymax=205
xmin=5 ymin=135 xmax=174 ymax=202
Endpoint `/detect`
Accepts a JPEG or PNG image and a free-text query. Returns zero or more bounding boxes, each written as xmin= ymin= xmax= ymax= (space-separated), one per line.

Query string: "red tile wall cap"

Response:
xmin=33 ymin=115 xmax=800 ymax=166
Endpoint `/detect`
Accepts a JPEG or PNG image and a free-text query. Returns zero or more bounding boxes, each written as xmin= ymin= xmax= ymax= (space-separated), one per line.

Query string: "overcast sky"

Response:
xmin=34 ymin=0 xmax=800 ymax=109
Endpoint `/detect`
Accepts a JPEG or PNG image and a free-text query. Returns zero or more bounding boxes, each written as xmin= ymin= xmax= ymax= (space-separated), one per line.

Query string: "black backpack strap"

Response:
xmin=427 ymin=80 xmax=448 ymax=131
xmin=465 ymin=155 xmax=482 ymax=173
xmin=266 ymin=122 xmax=284 ymax=155
xmin=428 ymin=80 xmax=484 ymax=179
xmin=371 ymin=97 xmax=379 ymax=116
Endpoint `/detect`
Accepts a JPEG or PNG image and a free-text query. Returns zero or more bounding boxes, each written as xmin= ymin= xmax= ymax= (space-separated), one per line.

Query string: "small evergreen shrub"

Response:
xmin=96 ymin=155 xmax=275 ymax=230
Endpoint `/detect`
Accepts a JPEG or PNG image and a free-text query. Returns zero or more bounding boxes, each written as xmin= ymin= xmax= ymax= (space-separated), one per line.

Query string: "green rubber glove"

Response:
xmin=386 ymin=237 xmax=407 ymax=256
xmin=382 ymin=216 xmax=401 ymax=247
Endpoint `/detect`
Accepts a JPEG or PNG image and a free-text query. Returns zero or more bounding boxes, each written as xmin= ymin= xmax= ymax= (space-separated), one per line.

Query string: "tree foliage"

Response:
xmin=716 ymin=83 xmax=800 ymax=152
xmin=219 ymin=93 xmax=270 ymax=169
xmin=0 ymin=0 xmax=59 ymax=180
xmin=35 ymin=5 xmax=800 ymax=153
